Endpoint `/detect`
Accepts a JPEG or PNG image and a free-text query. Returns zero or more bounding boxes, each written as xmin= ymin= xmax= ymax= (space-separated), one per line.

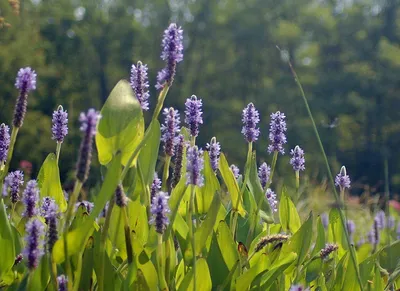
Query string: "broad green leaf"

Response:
xmin=279 ymin=187 xmax=301 ymax=233
xmin=374 ymin=264 xmax=384 ymax=291
xmin=247 ymin=153 xmax=273 ymax=223
xmin=128 ymin=197 xmax=149 ymax=247
xmin=0 ymin=199 xmax=15 ymax=280
xmin=236 ymin=253 xmax=269 ymax=291
xmin=52 ymin=154 xmax=121 ymax=263
xmin=27 ymin=254 xmax=50 ymax=291
xmin=333 ymin=252 xmax=349 ymax=290
xmin=198 ymin=151 xmax=220 ymax=214
xmin=342 ymin=246 xmax=359 ymax=291
xmin=37 ymin=153 xmax=67 ymax=212
xmin=136 ymin=252 xmax=158 ymax=291
xmin=219 ymin=153 xmax=246 ymax=217
xmin=280 ymin=213 xmax=313 ymax=268
xmin=328 ymin=208 xmax=348 ymax=257
xmin=178 ymin=258 xmax=212 ymax=291
xmin=194 ymin=192 xmax=221 ymax=255
xmin=359 ymin=253 xmax=377 ymax=288
xmin=306 ymin=258 xmax=322 ymax=283
xmin=79 ymin=246 xmax=94 ymax=291
xmin=109 ymin=203 xmax=126 ymax=260
xmin=379 ymin=240 xmax=400 ymax=273
xmin=96 ymin=79 xmax=144 ymax=167
xmin=137 ymin=120 xmax=161 ymax=186
xmin=312 ymin=216 xmax=326 ymax=256
xmin=207 ymin=233 xmax=230 ymax=288
xmin=258 ymin=252 xmax=297 ymax=288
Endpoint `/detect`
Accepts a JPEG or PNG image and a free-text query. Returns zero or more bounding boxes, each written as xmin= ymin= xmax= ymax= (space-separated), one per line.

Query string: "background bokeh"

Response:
xmin=1 ymin=0 xmax=400 ymax=199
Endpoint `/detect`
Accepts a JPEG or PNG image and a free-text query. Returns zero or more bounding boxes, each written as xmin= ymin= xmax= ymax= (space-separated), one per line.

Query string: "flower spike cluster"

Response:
xmin=161 ymin=107 xmax=181 ymax=156
xmin=156 ymin=23 xmax=184 ymax=89
xmin=13 ymin=67 xmax=37 ymax=128
xmin=57 ymin=275 xmax=68 ymax=291
xmin=230 ymin=164 xmax=240 ymax=179
xmin=130 ymin=61 xmax=150 ymax=111
xmin=335 ymin=166 xmax=351 ymax=190
xmin=186 ymin=146 xmax=204 ymax=187
xmin=22 ymin=180 xmax=39 ymax=218
xmin=267 ymin=111 xmax=287 ymax=154
xmin=185 ymin=95 xmax=203 ymax=138
xmin=5 ymin=170 xmax=24 ymax=203
xmin=172 ymin=135 xmax=185 ymax=187
xmin=0 ymin=123 xmax=10 ymax=164
xmin=41 ymin=197 xmax=58 ymax=251
xmin=320 ymin=243 xmax=338 ymax=260
xmin=76 ymin=109 xmax=101 ymax=183
xmin=290 ymin=145 xmax=305 ymax=172
xmin=115 ymin=184 xmax=128 ymax=208
xmin=150 ymin=191 xmax=170 ymax=234
xmin=24 ymin=218 xmax=45 ymax=270
xmin=265 ymin=188 xmax=277 ymax=212
xmin=241 ymin=103 xmax=260 ymax=143
xmin=258 ymin=162 xmax=271 ymax=189
xmin=151 ymin=173 xmax=162 ymax=202
xmin=206 ymin=137 xmax=221 ymax=172
xmin=52 ymin=105 xmax=68 ymax=143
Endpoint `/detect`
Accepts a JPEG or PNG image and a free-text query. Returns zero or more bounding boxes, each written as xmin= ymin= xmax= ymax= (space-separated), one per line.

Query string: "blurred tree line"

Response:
xmin=1 ymin=0 xmax=400 ymax=196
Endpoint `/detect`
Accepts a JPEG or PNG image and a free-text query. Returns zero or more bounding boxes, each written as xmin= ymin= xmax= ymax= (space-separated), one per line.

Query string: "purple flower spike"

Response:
xmin=23 ymin=180 xmax=39 ymax=218
xmin=161 ymin=108 xmax=180 ymax=156
xmin=115 ymin=184 xmax=127 ymax=208
xmin=24 ymin=218 xmax=44 ymax=270
xmin=267 ymin=111 xmax=287 ymax=154
xmin=0 ymin=124 xmax=10 ymax=164
xmin=258 ymin=162 xmax=271 ymax=189
xmin=387 ymin=216 xmax=395 ymax=229
xmin=150 ymin=191 xmax=170 ymax=234
xmin=290 ymin=145 xmax=305 ymax=172
xmin=335 ymin=166 xmax=351 ymax=190
xmin=57 ymin=275 xmax=68 ymax=291
xmin=5 ymin=170 xmax=24 ymax=203
xmin=52 ymin=105 xmax=68 ymax=143
xmin=206 ymin=137 xmax=221 ymax=172
xmin=185 ymin=95 xmax=203 ymax=138
xmin=230 ymin=164 xmax=240 ymax=179
xmin=321 ymin=213 xmax=329 ymax=229
xmin=76 ymin=109 xmax=101 ymax=183
xmin=41 ymin=197 xmax=58 ymax=251
xmin=289 ymin=285 xmax=310 ymax=291
xmin=172 ymin=135 xmax=185 ymax=187
xmin=346 ymin=219 xmax=355 ymax=236
xmin=265 ymin=188 xmax=277 ymax=212
xmin=241 ymin=103 xmax=260 ymax=143
xmin=130 ymin=61 xmax=150 ymax=111
xmin=13 ymin=67 xmax=37 ymax=128
xmin=374 ymin=210 xmax=386 ymax=229
xmin=186 ymin=146 xmax=204 ymax=187
xmin=151 ymin=172 xmax=162 ymax=202
xmin=156 ymin=23 xmax=184 ymax=89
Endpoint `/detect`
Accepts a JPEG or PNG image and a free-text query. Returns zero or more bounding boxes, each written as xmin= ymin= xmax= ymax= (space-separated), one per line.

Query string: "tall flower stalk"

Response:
xmin=335 ymin=166 xmax=351 ymax=202
xmin=282 ymin=51 xmax=364 ymax=290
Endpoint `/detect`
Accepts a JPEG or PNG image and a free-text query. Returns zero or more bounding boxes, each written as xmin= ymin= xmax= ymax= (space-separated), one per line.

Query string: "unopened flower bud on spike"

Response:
xmin=206 ymin=137 xmax=221 ymax=172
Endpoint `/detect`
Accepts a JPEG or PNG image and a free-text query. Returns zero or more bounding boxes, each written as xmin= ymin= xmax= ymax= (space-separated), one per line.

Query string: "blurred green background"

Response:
xmin=1 ymin=0 xmax=400 ymax=198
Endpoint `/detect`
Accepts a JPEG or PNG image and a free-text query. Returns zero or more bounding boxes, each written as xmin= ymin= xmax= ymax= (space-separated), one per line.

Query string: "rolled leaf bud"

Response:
xmin=41 ymin=197 xmax=58 ymax=252
xmin=151 ymin=173 xmax=162 ymax=202
xmin=156 ymin=23 xmax=184 ymax=89
xmin=254 ymin=234 xmax=289 ymax=253
xmin=374 ymin=210 xmax=386 ymax=229
xmin=267 ymin=111 xmax=287 ymax=154
xmin=258 ymin=162 xmax=270 ymax=189
xmin=150 ymin=191 xmax=170 ymax=234
xmin=57 ymin=275 xmax=68 ymax=291
xmin=320 ymin=243 xmax=338 ymax=261
xmin=76 ymin=109 xmax=101 ymax=183
xmin=335 ymin=166 xmax=351 ymax=190
xmin=290 ymin=145 xmax=305 ymax=172
xmin=22 ymin=180 xmax=39 ymax=218
xmin=171 ymin=135 xmax=185 ymax=187
xmin=130 ymin=61 xmax=150 ymax=111
xmin=265 ymin=188 xmax=277 ymax=213
xmin=115 ymin=184 xmax=127 ymax=208
xmin=230 ymin=164 xmax=240 ymax=179
xmin=5 ymin=170 xmax=24 ymax=203
xmin=241 ymin=103 xmax=260 ymax=143
xmin=184 ymin=95 xmax=203 ymax=138
xmin=161 ymin=108 xmax=180 ymax=156
xmin=51 ymin=105 xmax=68 ymax=143
xmin=23 ymin=218 xmax=45 ymax=270
xmin=186 ymin=146 xmax=204 ymax=187
xmin=206 ymin=137 xmax=221 ymax=172
xmin=13 ymin=67 xmax=37 ymax=128
xmin=0 ymin=123 xmax=10 ymax=164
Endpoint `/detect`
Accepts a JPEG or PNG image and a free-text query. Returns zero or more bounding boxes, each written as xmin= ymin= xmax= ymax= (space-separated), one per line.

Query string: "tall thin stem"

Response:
xmin=283 ymin=53 xmax=364 ymax=291
xmin=188 ymin=185 xmax=197 ymax=291
xmin=63 ymin=181 xmax=83 ymax=290
xmin=56 ymin=142 xmax=62 ymax=163
xmin=121 ymin=207 xmax=133 ymax=264
xmin=157 ymin=234 xmax=169 ymax=290
xmin=162 ymin=156 xmax=171 ymax=191
xmin=152 ymin=86 xmax=170 ymax=122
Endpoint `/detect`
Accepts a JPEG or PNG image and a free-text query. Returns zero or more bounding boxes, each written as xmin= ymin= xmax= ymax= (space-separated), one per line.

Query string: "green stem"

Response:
xmin=267 ymin=151 xmax=278 ymax=188
xmin=73 ymin=250 xmax=84 ymax=291
xmin=98 ymin=197 xmax=115 ymax=291
xmin=285 ymin=55 xmax=364 ymax=291
xmin=157 ymin=234 xmax=169 ymax=291
xmin=121 ymin=206 xmax=133 ymax=264
xmin=56 ymin=142 xmax=62 ymax=163
xmin=189 ymin=185 xmax=197 ymax=291
xmin=295 ymin=170 xmax=299 ymax=192
xmin=63 ymin=181 xmax=83 ymax=291
xmin=137 ymin=161 xmax=151 ymax=217
xmin=0 ymin=127 xmax=19 ymax=189
xmin=384 ymin=158 xmax=391 ymax=247
xmin=162 ymin=156 xmax=171 ymax=192
xmin=49 ymin=255 xmax=58 ymax=291
xmin=231 ymin=142 xmax=252 ymax=238
xmin=152 ymin=86 xmax=170 ymax=122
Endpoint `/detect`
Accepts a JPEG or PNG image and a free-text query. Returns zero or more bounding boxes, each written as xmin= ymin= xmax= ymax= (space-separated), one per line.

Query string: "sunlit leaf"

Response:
xmin=279 ymin=187 xmax=301 ymax=233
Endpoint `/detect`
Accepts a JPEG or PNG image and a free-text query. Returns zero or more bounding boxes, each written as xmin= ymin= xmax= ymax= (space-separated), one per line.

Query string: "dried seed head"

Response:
xmin=254 ymin=234 xmax=290 ymax=253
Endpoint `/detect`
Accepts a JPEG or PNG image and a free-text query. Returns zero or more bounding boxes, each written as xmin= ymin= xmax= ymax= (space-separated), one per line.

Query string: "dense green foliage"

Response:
xmin=1 ymin=0 xmax=400 ymax=195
